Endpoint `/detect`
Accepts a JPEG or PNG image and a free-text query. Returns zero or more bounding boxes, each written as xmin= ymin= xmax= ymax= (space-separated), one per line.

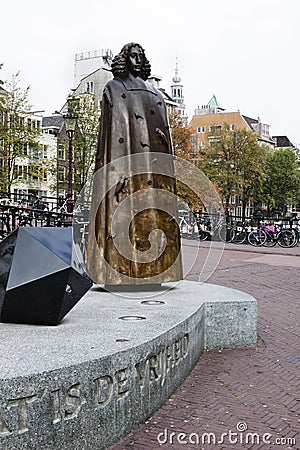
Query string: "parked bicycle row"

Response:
xmin=229 ymin=221 xmax=299 ymax=248
xmin=179 ymin=215 xmax=300 ymax=248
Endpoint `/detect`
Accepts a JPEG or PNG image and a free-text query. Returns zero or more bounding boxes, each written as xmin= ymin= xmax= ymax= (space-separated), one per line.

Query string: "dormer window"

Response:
xmin=86 ymin=81 xmax=94 ymax=93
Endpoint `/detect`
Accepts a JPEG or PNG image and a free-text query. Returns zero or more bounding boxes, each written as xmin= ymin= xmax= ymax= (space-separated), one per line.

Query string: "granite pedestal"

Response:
xmin=0 ymin=280 xmax=257 ymax=449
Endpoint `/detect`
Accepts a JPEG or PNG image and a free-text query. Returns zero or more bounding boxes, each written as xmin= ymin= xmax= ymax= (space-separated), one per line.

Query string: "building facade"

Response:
xmin=189 ymin=95 xmax=275 ymax=155
xmin=0 ymin=93 xmax=57 ymax=202
xmin=74 ymin=49 xmax=113 ymax=88
xmin=189 ymin=96 xmax=277 ymax=218
xmin=12 ymin=126 xmax=57 ymax=201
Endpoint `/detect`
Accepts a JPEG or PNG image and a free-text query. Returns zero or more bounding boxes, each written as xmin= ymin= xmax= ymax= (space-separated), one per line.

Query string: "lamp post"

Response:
xmin=63 ymin=101 xmax=78 ymax=213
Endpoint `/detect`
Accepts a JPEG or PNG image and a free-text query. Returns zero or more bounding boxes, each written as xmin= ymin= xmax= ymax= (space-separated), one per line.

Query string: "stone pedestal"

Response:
xmin=0 ymin=280 xmax=256 ymax=449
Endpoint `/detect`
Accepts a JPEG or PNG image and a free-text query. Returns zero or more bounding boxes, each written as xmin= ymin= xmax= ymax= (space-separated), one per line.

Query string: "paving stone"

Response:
xmin=111 ymin=244 xmax=300 ymax=450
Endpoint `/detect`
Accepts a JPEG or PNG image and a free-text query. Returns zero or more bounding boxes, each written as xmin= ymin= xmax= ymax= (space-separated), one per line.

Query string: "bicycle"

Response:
xmin=230 ymin=220 xmax=252 ymax=244
xmin=195 ymin=216 xmax=211 ymax=241
xmin=208 ymin=215 xmax=231 ymax=242
xmin=288 ymin=222 xmax=300 ymax=247
xmin=248 ymin=223 xmax=295 ymax=248
xmin=179 ymin=215 xmax=198 ymax=239
xmin=73 ymin=218 xmax=89 ymax=264
xmin=51 ymin=201 xmax=68 ymax=215
xmin=0 ymin=211 xmax=11 ymax=240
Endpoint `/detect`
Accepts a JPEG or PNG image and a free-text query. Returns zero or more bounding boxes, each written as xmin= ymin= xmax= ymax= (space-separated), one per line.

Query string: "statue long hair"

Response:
xmin=111 ymin=43 xmax=151 ymax=81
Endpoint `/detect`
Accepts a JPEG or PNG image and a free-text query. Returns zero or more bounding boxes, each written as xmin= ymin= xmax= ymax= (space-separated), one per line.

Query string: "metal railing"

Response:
xmin=0 ymin=192 xmax=74 ymax=241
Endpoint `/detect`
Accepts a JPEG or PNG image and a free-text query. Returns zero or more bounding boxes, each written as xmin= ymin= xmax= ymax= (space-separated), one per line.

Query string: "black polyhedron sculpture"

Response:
xmin=0 ymin=227 xmax=92 ymax=325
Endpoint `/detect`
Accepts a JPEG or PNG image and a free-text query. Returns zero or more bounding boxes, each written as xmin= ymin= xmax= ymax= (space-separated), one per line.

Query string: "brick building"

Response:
xmin=189 ymin=95 xmax=275 ymax=155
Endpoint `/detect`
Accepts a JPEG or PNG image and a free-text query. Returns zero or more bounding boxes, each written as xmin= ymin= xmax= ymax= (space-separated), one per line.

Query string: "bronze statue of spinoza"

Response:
xmin=87 ymin=43 xmax=182 ymax=286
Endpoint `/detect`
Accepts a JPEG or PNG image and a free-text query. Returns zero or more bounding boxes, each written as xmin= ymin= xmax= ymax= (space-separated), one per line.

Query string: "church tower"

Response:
xmin=171 ymin=58 xmax=187 ymax=119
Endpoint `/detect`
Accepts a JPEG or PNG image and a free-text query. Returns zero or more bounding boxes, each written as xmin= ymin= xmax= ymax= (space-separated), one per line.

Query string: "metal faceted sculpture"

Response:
xmin=0 ymin=227 xmax=92 ymax=325
xmin=87 ymin=43 xmax=182 ymax=285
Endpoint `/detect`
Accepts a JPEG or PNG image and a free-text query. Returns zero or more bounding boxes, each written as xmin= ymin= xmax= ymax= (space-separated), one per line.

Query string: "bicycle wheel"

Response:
xmin=198 ymin=230 xmax=210 ymax=241
xmin=277 ymin=229 xmax=296 ymax=248
xmin=215 ymin=224 xmax=230 ymax=242
xmin=263 ymin=234 xmax=277 ymax=247
xmin=290 ymin=229 xmax=299 ymax=247
xmin=230 ymin=226 xmax=247 ymax=244
xmin=248 ymin=229 xmax=266 ymax=246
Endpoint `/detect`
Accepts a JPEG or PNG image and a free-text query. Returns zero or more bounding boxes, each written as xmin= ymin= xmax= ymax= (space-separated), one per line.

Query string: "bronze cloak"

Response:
xmin=87 ymin=74 xmax=182 ymax=285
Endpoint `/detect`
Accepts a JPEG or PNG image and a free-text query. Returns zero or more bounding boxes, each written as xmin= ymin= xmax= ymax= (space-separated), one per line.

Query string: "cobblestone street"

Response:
xmin=111 ymin=242 xmax=300 ymax=450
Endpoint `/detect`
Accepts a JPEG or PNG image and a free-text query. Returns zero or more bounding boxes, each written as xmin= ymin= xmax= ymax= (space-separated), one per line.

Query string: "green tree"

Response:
xmin=0 ymin=71 xmax=41 ymax=192
xmin=50 ymin=93 xmax=100 ymax=198
xmin=0 ymin=63 xmax=4 ymax=97
xmin=169 ymin=111 xmax=193 ymax=158
xmin=0 ymin=64 xmax=6 ymax=185
xmin=260 ymin=147 xmax=300 ymax=215
xmin=200 ymin=124 xmax=267 ymax=218
xmin=169 ymin=110 xmax=203 ymax=211
xmin=72 ymin=93 xmax=100 ymax=191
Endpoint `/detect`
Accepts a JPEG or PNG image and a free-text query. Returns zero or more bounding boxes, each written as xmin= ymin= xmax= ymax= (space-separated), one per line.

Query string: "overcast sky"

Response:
xmin=1 ymin=0 xmax=300 ymax=143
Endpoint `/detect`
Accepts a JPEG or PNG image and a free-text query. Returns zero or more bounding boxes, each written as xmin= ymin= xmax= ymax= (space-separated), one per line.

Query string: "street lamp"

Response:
xmin=63 ymin=99 xmax=78 ymax=213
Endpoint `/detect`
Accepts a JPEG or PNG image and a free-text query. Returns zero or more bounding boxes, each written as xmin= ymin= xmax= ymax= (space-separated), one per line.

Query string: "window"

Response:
xmin=197 ymin=126 xmax=206 ymax=133
xmin=209 ymin=125 xmax=222 ymax=133
xmin=13 ymin=165 xmax=27 ymax=180
xmin=200 ymin=141 xmax=206 ymax=148
xmin=58 ymin=144 xmax=65 ymax=160
xmin=262 ymin=124 xmax=269 ymax=136
xmin=43 ymin=145 xmax=48 ymax=159
xmin=58 ymin=166 xmax=66 ymax=182
xmin=21 ymin=117 xmax=25 ymax=128
xmin=18 ymin=165 xmax=23 ymax=179
xmin=29 ymin=144 xmax=40 ymax=158
xmin=28 ymin=165 xmax=38 ymax=180
xmin=23 ymin=166 xmax=28 ymax=180
xmin=230 ymin=124 xmax=235 ymax=131
xmin=86 ymin=81 xmax=94 ymax=93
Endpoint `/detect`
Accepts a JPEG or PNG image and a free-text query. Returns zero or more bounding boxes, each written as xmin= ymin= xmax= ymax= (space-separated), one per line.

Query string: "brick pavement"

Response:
xmin=183 ymin=239 xmax=300 ymax=257
xmin=111 ymin=245 xmax=300 ymax=450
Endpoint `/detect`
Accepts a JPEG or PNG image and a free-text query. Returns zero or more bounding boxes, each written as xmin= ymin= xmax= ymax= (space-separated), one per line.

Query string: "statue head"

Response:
xmin=111 ymin=43 xmax=151 ymax=81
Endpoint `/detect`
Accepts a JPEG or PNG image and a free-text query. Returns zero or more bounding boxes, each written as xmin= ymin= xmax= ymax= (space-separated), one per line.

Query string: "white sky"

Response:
xmin=1 ymin=0 xmax=300 ymax=143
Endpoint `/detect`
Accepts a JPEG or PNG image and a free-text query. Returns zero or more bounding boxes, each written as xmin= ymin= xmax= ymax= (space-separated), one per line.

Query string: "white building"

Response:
xmin=74 ymin=49 xmax=113 ymax=88
xmin=170 ymin=59 xmax=188 ymax=120
xmin=12 ymin=113 xmax=58 ymax=200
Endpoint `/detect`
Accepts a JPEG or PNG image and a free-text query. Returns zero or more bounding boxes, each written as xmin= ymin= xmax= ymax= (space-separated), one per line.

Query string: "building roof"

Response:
xmin=207 ymin=94 xmax=224 ymax=110
xmin=42 ymin=115 xmax=64 ymax=129
xmin=78 ymin=66 xmax=112 ymax=84
xmin=158 ymin=88 xmax=177 ymax=108
xmin=272 ymin=135 xmax=294 ymax=148
xmin=242 ymin=115 xmax=258 ymax=130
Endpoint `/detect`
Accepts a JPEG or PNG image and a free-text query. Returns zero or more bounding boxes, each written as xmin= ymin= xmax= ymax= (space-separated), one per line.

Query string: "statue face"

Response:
xmin=127 ymin=46 xmax=143 ymax=76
